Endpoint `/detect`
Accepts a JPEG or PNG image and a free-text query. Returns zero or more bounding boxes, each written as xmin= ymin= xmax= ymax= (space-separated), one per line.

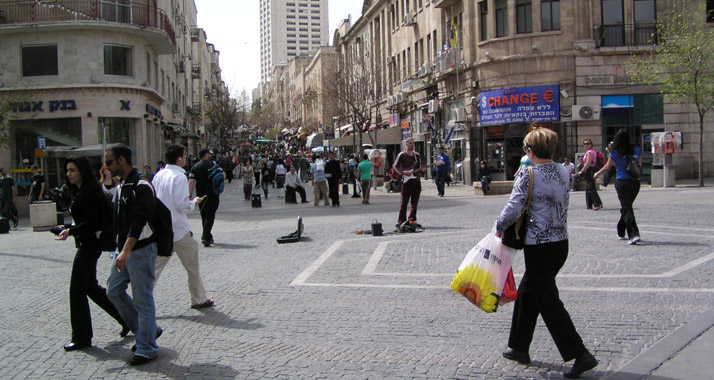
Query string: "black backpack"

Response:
xmin=98 ymin=190 xmax=117 ymax=252
xmin=132 ymin=179 xmax=174 ymax=257
xmin=207 ymin=161 xmax=225 ymax=195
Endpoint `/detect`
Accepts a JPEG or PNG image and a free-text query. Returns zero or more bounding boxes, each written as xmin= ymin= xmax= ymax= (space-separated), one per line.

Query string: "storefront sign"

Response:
xmin=146 ymin=104 xmax=162 ymax=119
xmin=11 ymin=100 xmax=77 ymax=113
xmin=479 ymin=85 xmax=559 ymax=126
xmin=120 ymin=100 xmax=132 ymax=111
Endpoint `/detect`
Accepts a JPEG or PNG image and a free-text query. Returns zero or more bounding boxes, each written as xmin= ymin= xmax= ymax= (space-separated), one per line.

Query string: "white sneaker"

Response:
xmin=628 ymin=236 xmax=641 ymax=245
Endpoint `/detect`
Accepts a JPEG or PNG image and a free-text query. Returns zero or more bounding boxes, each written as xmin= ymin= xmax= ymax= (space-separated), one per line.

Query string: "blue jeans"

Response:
xmin=107 ymin=243 xmax=159 ymax=358
xmin=435 ymin=170 xmax=447 ymax=196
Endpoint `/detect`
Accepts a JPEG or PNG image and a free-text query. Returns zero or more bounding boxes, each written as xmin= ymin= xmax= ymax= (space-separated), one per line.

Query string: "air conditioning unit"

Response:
xmin=404 ymin=12 xmax=416 ymax=26
xmin=178 ymin=61 xmax=185 ymax=73
xmin=454 ymin=108 xmax=466 ymax=122
xmin=423 ymin=63 xmax=432 ymax=75
xmin=572 ymin=105 xmax=601 ymax=121
xmin=172 ymin=103 xmax=179 ymax=113
xmin=387 ymin=95 xmax=394 ymax=107
xmin=428 ymin=99 xmax=439 ymax=113
xmin=396 ymin=93 xmax=404 ymax=104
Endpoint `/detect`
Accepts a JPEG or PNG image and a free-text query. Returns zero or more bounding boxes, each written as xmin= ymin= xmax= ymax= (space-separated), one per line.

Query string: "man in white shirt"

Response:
xmin=152 ymin=144 xmax=214 ymax=309
xmin=285 ymin=166 xmax=309 ymax=204
xmin=562 ymin=156 xmax=576 ymax=191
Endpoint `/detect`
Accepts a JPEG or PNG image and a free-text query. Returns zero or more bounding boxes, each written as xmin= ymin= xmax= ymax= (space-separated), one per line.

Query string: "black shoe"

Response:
xmin=301 ymin=200 xmax=309 ymax=203
xmin=202 ymin=240 xmax=211 ymax=247
xmin=502 ymin=349 xmax=531 ymax=364
xmin=12 ymin=220 xmax=18 ymax=229
xmin=132 ymin=327 xmax=163 ymax=352
xmin=120 ymin=326 xmax=131 ymax=337
xmin=63 ymin=341 xmax=90 ymax=351
xmin=564 ymin=350 xmax=598 ymax=378
xmin=129 ymin=355 xmax=157 ymax=366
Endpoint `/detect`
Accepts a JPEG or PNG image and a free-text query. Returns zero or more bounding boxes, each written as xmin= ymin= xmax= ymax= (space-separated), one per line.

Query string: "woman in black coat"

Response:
xmin=55 ymin=156 xmax=128 ymax=351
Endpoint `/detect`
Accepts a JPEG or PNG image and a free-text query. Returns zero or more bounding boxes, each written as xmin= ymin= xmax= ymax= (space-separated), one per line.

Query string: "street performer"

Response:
xmin=394 ymin=137 xmax=426 ymax=230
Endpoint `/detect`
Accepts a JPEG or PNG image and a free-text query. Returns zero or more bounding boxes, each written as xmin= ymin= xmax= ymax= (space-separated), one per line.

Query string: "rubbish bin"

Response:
xmin=651 ymin=165 xmax=664 ymax=187
xmin=30 ymin=201 xmax=57 ymax=231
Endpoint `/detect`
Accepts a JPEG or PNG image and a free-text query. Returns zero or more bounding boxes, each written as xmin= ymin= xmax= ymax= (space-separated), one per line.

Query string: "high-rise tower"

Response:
xmin=259 ymin=0 xmax=329 ymax=85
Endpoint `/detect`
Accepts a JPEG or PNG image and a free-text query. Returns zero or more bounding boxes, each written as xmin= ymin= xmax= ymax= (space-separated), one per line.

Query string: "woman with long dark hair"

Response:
xmin=55 ymin=156 xmax=128 ymax=351
xmin=594 ymin=130 xmax=642 ymax=245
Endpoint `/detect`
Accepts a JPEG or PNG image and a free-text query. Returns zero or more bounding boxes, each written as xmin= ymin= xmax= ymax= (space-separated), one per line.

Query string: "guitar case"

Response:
xmin=277 ymin=216 xmax=303 ymax=244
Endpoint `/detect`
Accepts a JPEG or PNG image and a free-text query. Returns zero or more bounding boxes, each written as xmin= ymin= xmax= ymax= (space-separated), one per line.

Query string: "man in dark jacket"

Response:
xmin=324 ymin=151 xmax=342 ymax=207
xmin=189 ymin=149 xmax=223 ymax=247
xmin=104 ymin=144 xmax=161 ymax=366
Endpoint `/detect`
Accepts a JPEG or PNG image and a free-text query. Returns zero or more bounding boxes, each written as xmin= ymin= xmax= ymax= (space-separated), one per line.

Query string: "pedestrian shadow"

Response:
xmin=526 ymin=360 xmax=609 ymax=379
xmin=92 ymin=346 xmax=242 ymax=378
xmin=208 ymin=243 xmax=258 ymax=249
xmin=157 ymin=309 xmax=264 ymax=331
xmin=636 ymin=241 xmax=709 ymax=247
xmin=0 ymin=251 xmax=71 ymax=264
xmin=421 ymin=226 xmax=468 ymax=231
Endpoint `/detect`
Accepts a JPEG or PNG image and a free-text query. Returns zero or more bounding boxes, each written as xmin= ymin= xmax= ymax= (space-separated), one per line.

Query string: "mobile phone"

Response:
xmin=50 ymin=226 xmax=63 ymax=236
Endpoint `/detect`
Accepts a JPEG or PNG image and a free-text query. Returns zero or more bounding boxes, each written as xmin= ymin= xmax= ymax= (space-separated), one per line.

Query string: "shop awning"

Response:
xmin=306 ymin=133 xmax=323 ymax=148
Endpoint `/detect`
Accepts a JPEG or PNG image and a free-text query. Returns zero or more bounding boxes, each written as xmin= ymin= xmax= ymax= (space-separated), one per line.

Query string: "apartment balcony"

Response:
xmin=594 ymin=23 xmax=658 ymax=48
xmin=435 ymin=47 xmax=460 ymax=77
xmin=432 ymin=0 xmax=460 ymax=9
xmin=0 ymin=0 xmax=176 ymax=54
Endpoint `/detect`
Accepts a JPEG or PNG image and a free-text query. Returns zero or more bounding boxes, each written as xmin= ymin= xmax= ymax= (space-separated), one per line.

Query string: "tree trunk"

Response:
xmin=699 ymin=114 xmax=704 ymax=187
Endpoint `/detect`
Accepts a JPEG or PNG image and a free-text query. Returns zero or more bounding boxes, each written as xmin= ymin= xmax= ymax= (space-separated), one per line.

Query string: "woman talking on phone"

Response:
xmin=55 ymin=156 xmax=128 ymax=351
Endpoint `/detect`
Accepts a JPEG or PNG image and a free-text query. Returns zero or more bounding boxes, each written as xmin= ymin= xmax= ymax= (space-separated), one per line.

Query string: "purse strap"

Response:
xmin=524 ymin=166 xmax=534 ymax=212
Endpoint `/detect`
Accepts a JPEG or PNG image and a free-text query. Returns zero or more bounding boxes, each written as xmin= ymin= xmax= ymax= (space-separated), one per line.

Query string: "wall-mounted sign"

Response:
xmin=479 ymin=85 xmax=559 ymax=126
xmin=11 ymin=100 xmax=77 ymax=113
xmin=146 ymin=104 xmax=162 ymax=119
xmin=120 ymin=100 xmax=132 ymax=111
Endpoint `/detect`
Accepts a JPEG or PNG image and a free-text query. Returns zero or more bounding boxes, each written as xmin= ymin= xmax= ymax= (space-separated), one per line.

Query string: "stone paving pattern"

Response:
xmin=1 ymin=179 xmax=712 ymax=379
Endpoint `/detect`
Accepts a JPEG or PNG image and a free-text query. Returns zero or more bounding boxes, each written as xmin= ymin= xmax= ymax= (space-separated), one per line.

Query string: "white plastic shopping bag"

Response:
xmin=450 ymin=227 xmax=517 ymax=313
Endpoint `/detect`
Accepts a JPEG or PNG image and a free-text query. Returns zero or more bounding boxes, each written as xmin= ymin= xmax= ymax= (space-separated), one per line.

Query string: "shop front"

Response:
xmin=476 ymin=85 xmax=563 ymax=181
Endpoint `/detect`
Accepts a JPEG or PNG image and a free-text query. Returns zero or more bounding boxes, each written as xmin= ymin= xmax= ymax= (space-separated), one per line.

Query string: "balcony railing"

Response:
xmin=595 ymin=23 xmax=658 ymax=48
xmin=0 ymin=0 xmax=175 ymax=47
xmin=435 ymin=47 xmax=460 ymax=75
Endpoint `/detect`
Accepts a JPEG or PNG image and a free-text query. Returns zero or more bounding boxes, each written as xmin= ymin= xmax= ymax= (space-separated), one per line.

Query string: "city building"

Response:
xmin=0 ymin=0 xmax=226 ymax=208
xmin=311 ymin=0 xmax=713 ymax=183
xmin=259 ymin=0 xmax=330 ymax=85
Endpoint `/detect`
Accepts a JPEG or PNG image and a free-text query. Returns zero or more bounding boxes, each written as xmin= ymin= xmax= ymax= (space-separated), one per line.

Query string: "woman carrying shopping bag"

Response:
xmin=496 ymin=128 xmax=598 ymax=379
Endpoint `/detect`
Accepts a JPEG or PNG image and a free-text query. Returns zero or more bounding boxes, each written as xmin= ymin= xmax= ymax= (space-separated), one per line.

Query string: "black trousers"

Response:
xmin=584 ymin=167 xmax=602 ymax=208
xmin=69 ymin=244 xmax=125 ymax=343
xmin=327 ymin=179 xmax=340 ymax=205
xmin=398 ymin=179 xmax=421 ymax=223
xmin=615 ymin=179 xmax=640 ymax=239
xmin=285 ymin=185 xmax=307 ymax=203
xmin=200 ymin=195 xmax=219 ymax=242
xmin=508 ymin=240 xmax=585 ymax=362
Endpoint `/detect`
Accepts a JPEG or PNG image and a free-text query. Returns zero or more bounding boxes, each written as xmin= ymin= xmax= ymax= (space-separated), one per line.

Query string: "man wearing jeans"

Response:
xmin=434 ymin=147 xmax=450 ymax=197
xmin=152 ymin=144 xmax=214 ymax=310
xmin=104 ymin=144 xmax=161 ymax=366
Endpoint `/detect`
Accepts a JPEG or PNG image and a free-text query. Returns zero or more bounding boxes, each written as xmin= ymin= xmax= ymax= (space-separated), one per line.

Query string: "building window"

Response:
xmin=104 ymin=45 xmax=133 ymax=76
xmin=601 ymin=0 xmax=624 ymax=46
xmin=479 ymin=1 xmax=488 ymax=41
xmin=495 ymin=0 xmax=508 ymax=37
xmin=516 ymin=0 xmax=532 ymax=34
xmin=634 ymin=0 xmax=656 ymax=44
xmin=541 ymin=0 xmax=560 ymax=31
xmin=22 ymin=45 xmax=58 ymax=77
xmin=708 ymin=0 xmax=714 ymax=23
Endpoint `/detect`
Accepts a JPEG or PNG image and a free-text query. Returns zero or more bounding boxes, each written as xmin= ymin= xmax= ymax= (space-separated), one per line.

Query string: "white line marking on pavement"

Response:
xmin=290 ymin=240 xmax=343 ymax=286
xmin=362 ymin=242 xmax=388 ymax=275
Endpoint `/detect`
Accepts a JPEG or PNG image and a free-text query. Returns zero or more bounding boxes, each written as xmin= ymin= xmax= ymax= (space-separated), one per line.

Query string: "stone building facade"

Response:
xmin=0 ymin=0 xmax=226 ymax=200
xmin=320 ymin=0 xmax=712 ymax=183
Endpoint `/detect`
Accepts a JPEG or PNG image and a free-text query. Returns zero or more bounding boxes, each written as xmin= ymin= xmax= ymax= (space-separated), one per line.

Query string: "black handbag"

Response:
xmin=626 ymin=155 xmax=640 ymax=179
xmin=502 ymin=167 xmax=534 ymax=250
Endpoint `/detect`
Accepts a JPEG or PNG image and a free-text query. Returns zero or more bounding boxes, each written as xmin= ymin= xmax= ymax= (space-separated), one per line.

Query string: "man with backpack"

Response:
xmin=104 ymin=144 xmax=162 ymax=366
xmin=189 ymin=149 xmax=225 ymax=247
xmin=577 ymin=138 xmax=604 ymax=210
xmin=153 ymin=144 xmax=214 ymax=310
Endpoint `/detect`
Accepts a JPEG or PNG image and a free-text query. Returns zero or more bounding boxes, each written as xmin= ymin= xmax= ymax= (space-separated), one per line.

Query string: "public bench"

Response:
xmin=473 ymin=180 xmax=514 ymax=196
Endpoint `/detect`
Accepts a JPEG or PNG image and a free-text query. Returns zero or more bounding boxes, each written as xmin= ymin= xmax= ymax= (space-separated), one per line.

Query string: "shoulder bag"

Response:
xmin=502 ymin=166 xmax=534 ymax=250
xmin=626 ymin=155 xmax=641 ymax=179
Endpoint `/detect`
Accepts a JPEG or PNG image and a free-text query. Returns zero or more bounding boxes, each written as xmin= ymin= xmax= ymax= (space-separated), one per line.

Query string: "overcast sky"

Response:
xmin=195 ymin=0 xmax=363 ymax=98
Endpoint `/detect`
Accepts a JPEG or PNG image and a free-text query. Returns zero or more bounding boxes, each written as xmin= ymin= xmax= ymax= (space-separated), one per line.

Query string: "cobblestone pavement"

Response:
xmin=1 ymin=179 xmax=712 ymax=379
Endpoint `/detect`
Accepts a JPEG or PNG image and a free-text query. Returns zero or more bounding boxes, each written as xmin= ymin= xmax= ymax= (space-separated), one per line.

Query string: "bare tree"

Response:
xmin=324 ymin=46 xmax=378 ymax=154
xmin=206 ymin=88 xmax=249 ymax=153
xmin=625 ymin=2 xmax=714 ymax=186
